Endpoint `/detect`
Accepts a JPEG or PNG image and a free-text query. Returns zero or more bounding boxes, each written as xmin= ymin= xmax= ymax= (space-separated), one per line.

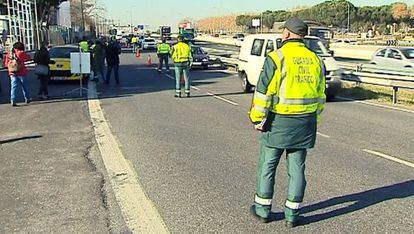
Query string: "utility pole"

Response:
xmin=260 ymin=12 xmax=263 ymax=34
xmin=33 ymin=0 xmax=41 ymax=49
xmin=347 ymin=3 xmax=350 ymax=32
xmin=80 ymin=0 xmax=86 ymax=32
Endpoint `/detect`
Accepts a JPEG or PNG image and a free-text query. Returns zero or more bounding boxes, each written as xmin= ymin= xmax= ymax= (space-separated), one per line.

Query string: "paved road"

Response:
xmin=96 ymin=52 xmax=414 ymax=233
xmin=0 ymin=69 xmax=127 ymax=232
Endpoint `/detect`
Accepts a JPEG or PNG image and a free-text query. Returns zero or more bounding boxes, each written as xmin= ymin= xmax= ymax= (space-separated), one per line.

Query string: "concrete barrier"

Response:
xmin=196 ymin=35 xmax=239 ymax=46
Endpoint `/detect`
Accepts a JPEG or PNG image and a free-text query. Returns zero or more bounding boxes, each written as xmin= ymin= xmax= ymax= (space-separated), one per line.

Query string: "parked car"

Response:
xmin=237 ymin=34 xmax=342 ymax=100
xmin=370 ymin=47 xmax=414 ymax=70
xmin=191 ymin=46 xmax=210 ymax=70
xmin=48 ymin=45 xmax=83 ymax=81
xmin=142 ymin=38 xmax=157 ymax=50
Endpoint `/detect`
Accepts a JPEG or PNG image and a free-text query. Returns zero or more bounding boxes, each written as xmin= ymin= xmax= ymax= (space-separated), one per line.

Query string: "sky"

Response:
xmin=100 ymin=0 xmax=412 ymax=30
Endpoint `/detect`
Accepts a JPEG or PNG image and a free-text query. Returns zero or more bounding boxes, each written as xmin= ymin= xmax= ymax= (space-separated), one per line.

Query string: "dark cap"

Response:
xmin=284 ymin=18 xmax=308 ymax=36
xmin=177 ymin=35 xmax=184 ymax=41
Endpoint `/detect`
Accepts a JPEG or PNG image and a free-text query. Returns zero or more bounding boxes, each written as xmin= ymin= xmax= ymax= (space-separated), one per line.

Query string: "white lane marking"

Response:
xmin=206 ymin=92 xmax=239 ymax=106
xmin=87 ymin=81 xmax=169 ymax=233
xmin=191 ymin=86 xmax=200 ymax=91
xmin=163 ymin=72 xmax=238 ymax=105
xmin=363 ymin=149 xmax=414 ymax=168
xmin=336 ymin=96 xmax=414 ymax=114
xmin=317 ymin=132 xmax=331 ymax=138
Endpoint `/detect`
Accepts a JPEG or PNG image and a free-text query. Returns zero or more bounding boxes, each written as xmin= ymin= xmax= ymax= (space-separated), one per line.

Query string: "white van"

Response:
xmin=238 ymin=34 xmax=342 ymax=99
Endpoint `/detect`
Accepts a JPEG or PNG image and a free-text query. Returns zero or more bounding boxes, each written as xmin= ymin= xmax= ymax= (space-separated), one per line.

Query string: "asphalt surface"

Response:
xmin=96 ymin=52 xmax=414 ymax=233
xmin=0 ymin=69 xmax=127 ymax=232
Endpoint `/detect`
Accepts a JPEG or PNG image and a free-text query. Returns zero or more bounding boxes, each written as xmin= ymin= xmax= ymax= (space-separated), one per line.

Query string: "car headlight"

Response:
xmin=202 ymin=58 xmax=208 ymax=62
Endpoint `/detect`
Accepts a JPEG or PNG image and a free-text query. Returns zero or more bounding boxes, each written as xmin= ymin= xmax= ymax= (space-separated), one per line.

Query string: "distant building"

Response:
xmin=0 ymin=0 xmax=35 ymax=50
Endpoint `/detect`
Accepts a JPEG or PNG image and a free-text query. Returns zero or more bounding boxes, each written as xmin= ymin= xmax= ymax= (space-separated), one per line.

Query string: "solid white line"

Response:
xmin=363 ymin=149 xmax=414 ymax=168
xmin=191 ymin=86 xmax=200 ymax=90
xmin=317 ymin=132 xmax=331 ymax=138
xmin=87 ymin=81 xmax=169 ymax=233
xmin=336 ymin=96 xmax=414 ymax=114
xmin=206 ymin=92 xmax=239 ymax=106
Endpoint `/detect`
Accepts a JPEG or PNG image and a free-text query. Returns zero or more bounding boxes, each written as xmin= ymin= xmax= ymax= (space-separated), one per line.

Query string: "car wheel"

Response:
xmin=241 ymin=72 xmax=252 ymax=93
xmin=327 ymin=94 xmax=336 ymax=101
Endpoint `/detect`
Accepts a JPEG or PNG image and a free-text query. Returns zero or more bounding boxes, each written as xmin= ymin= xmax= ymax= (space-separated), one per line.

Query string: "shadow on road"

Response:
xmin=0 ymin=135 xmax=42 ymax=144
xmin=301 ymin=180 xmax=414 ymax=225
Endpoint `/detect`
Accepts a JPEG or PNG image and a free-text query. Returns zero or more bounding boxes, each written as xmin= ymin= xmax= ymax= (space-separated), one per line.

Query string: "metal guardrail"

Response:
xmin=342 ymin=64 xmax=414 ymax=104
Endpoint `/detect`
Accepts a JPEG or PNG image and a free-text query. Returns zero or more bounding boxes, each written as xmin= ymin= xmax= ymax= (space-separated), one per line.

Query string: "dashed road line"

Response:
xmin=336 ymin=96 xmax=414 ymax=114
xmin=163 ymin=72 xmax=239 ymax=106
xmin=317 ymin=132 xmax=331 ymax=138
xmin=206 ymin=92 xmax=239 ymax=106
xmin=87 ymin=81 xmax=169 ymax=233
xmin=363 ymin=149 xmax=414 ymax=168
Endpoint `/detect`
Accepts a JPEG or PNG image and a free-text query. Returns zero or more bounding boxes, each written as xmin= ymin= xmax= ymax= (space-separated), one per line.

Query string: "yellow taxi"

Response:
xmin=49 ymin=45 xmax=84 ymax=81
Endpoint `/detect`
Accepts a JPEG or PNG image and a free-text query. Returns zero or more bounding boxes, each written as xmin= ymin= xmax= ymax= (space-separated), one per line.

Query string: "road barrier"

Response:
xmin=343 ymin=64 xmax=414 ymax=104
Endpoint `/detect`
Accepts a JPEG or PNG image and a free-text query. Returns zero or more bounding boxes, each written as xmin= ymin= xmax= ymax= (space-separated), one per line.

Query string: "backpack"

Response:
xmin=8 ymin=51 xmax=21 ymax=73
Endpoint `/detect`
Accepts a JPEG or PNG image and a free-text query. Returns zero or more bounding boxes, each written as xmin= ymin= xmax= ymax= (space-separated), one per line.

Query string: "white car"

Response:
xmin=370 ymin=47 xmax=414 ymax=71
xmin=237 ymin=34 xmax=342 ymax=99
xmin=142 ymin=38 xmax=157 ymax=50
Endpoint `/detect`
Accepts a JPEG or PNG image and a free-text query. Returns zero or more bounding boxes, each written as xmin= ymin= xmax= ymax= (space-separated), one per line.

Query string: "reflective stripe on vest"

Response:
xmin=255 ymin=194 xmax=272 ymax=206
xmin=285 ymin=200 xmax=301 ymax=210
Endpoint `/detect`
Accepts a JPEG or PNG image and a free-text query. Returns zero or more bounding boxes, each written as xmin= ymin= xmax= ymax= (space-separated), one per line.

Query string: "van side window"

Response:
xmin=265 ymin=40 xmax=274 ymax=56
xmin=251 ymin=39 xmax=265 ymax=56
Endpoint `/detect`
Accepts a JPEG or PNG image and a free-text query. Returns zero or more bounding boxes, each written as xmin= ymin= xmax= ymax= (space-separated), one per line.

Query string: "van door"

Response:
xmin=247 ymin=38 xmax=266 ymax=86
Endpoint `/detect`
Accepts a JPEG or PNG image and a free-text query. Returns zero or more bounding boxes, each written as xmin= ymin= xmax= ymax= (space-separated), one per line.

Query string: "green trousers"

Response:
xmin=253 ymin=142 xmax=307 ymax=222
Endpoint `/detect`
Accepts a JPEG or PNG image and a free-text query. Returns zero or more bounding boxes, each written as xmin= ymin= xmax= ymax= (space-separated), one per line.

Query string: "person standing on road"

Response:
xmin=171 ymin=35 xmax=192 ymax=98
xmin=249 ymin=18 xmax=326 ymax=228
xmin=5 ymin=42 xmax=32 ymax=106
xmin=157 ymin=38 xmax=171 ymax=72
xmin=92 ymin=39 xmax=106 ymax=83
xmin=131 ymin=35 xmax=139 ymax=53
xmin=34 ymin=45 xmax=55 ymax=99
xmin=105 ymin=38 xmax=121 ymax=85
xmin=79 ymin=37 xmax=90 ymax=52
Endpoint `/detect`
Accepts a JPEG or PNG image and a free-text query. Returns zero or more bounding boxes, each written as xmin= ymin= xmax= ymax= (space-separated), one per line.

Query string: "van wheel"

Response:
xmin=241 ymin=73 xmax=252 ymax=93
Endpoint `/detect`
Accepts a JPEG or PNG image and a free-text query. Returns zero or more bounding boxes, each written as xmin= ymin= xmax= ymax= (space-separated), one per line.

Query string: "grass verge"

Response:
xmin=338 ymin=82 xmax=414 ymax=110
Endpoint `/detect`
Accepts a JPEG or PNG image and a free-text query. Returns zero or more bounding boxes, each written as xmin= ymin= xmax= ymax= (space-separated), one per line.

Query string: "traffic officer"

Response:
xmin=171 ymin=35 xmax=192 ymax=98
xmin=131 ymin=36 xmax=139 ymax=53
xmin=79 ymin=37 xmax=90 ymax=52
xmin=157 ymin=38 xmax=171 ymax=72
xmin=249 ymin=18 xmax=326 ymax=228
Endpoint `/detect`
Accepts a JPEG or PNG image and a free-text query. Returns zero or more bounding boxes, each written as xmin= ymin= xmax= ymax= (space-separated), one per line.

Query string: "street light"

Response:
xmin=33 ymin=0 xmax=41 ymax=48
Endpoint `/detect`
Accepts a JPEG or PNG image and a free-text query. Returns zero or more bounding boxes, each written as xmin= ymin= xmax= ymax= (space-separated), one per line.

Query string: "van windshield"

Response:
xmin=303 ymin=38 xmax=330 ymax=57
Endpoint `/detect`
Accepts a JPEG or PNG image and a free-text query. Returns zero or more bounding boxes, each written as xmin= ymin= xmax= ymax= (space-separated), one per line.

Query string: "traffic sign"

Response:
xmin=252 ymin=19 xmax=261 ymax=27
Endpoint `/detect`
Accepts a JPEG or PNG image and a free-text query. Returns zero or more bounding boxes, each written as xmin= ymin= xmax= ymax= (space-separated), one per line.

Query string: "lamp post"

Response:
xmin=80 ymin=0 xmax=86 ymax=32
xmin=33 ymin=0 xmax=41 ymax=48
xmin=347 ymin=2 xmax=350 ymax=32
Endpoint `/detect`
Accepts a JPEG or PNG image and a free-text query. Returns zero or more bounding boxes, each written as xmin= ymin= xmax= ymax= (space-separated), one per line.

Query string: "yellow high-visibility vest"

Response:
xmin=172 ymin=42 xmax=191 ymax=63
xmin=250 ymin=41 xmax=326 ymax=125
xmin=157 ymin=43 xmax=171 ymax=54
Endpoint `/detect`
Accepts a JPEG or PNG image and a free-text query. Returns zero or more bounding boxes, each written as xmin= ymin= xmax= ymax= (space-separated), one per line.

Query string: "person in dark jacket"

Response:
xmin=105 ymin=38 xmax=121 ymax=85
xmin=92 ymin=39 xmax=106 ymax=83
xmin=34 ymin=45 xmax=55 ymax=99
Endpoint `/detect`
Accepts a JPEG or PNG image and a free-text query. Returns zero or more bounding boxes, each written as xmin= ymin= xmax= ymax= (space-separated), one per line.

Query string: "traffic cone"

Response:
xmin=135 ymin=49 xmax=141 ymax=58
xmin=146 ymin=55 xmax=152 ymax=66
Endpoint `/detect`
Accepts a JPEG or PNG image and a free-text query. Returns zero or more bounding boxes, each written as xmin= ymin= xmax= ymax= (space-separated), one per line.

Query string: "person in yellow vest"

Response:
xmin=171 ymin=35 xmax=192 ymax=98
xmin=249 ymin=18 xmax=326 ymax=228
xmin=157 ymin=38 xmax=171 ymax=72
xmin=131 ymin=36 xmax=139 ymax=53
xmin=79 ymin=37 xmax=90 ymax=52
